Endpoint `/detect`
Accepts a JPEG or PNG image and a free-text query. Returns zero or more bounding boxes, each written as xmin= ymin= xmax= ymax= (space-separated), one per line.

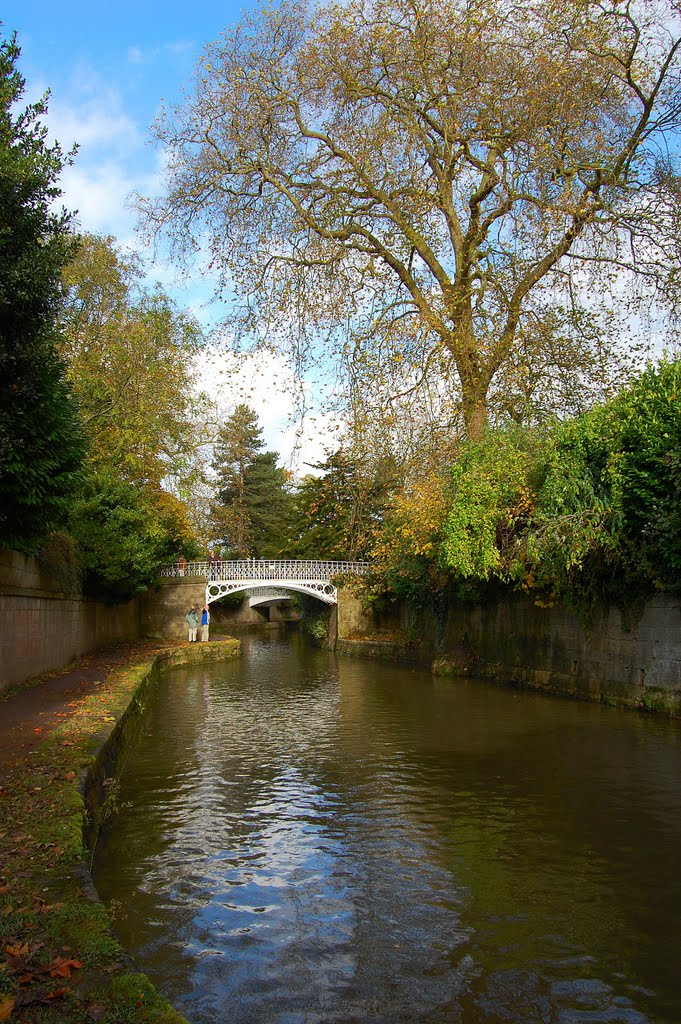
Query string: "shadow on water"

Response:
xmin=93 ymin=631 xmax=681 ymax=1024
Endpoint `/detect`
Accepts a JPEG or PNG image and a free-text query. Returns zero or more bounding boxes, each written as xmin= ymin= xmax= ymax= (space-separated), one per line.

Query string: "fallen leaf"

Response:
xmin=5 ymin=941 xmax=29 ymax=957
xmin=0 ymin=994 xmax=15 ymax=1021
xmin=34 ymin=900 xmax=65 ymax=915
xmin=49 ymin=957 xmax=84 ymax=978
xmin=45 ymin=987 xmax=70 ymax=1001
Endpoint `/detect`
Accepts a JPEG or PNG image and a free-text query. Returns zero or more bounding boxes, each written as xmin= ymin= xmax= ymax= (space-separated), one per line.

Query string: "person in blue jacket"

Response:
xmin=201 ymin=604 xmax=210 ymax=641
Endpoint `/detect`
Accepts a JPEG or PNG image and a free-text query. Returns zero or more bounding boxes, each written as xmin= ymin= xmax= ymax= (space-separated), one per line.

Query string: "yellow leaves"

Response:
xmin=371 ymin=471 xmax=448 ymax=570
xmin=5 ymin=941 xmax=29 ymax=959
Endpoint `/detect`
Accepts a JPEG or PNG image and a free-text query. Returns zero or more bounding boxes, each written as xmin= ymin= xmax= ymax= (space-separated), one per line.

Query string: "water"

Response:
xmin=93 ymin=632 xmax=681 ymax=1023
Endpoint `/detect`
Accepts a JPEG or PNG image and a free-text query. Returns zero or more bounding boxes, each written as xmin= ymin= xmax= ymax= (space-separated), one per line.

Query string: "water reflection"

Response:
xmin=93 ymin=633 xmax=681 ymax=1023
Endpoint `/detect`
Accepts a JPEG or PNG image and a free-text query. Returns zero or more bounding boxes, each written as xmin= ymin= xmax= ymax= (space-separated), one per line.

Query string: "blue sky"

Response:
xmin=2 ymin=1 xmax=334 ymax=469
xmin=2 ymin=0 xmax=254 ymax=254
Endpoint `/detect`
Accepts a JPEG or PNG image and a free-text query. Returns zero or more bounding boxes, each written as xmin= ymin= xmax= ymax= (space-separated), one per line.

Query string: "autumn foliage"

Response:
xmin=365 ymin=360 xmax=681 ymax=615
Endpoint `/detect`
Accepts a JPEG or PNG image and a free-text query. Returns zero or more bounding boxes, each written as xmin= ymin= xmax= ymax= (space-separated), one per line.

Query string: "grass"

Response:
xmin=0 ymin=637 xmax=239 ymax=1024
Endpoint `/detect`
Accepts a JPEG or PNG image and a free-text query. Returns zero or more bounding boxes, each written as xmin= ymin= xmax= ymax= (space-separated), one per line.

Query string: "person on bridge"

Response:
xmin=185 ymin=605 xmax=199 ymax=642
xmin=201 ymin=604 xmax=210 ymax=642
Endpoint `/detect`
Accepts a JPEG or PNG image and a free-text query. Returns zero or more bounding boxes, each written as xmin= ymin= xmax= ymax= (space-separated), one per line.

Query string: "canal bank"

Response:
xmin=334 ymin=588 xmax=681 ymax=716
xmin=0 ymin=637 xmax=239 ymax=1024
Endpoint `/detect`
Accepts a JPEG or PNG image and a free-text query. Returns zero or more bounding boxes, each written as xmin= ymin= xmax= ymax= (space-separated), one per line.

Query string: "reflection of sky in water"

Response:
xmin=186 ymin=769 xmax=363 ymax=1016
xmin=160 ymin=755 xmax=472 ymax=1022
xmin=94 ymin=636 xmax=681 ymax=1024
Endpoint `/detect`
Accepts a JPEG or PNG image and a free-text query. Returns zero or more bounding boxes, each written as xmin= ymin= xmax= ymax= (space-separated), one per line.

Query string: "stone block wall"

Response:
xmin=140 ymin=578 xmax=208 ymax=639
xmin=336 ymin=590 xmax=401 ymax=638
xmin=0 ymin=551 xmax=141 ymax=693
xmin=441 ymin=593 xmax=681 ymax=711
xmin=336 ymin=587 xmax=681 ymax=714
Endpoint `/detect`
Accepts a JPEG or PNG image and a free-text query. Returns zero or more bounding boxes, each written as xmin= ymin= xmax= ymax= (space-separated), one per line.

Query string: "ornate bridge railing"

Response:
xmin=159 ymin=559 xmax=371 ymax=605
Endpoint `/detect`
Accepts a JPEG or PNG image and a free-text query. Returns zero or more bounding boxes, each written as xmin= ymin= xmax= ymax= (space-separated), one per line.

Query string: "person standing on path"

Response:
xmin=201 ymin=604 xmax=210 ymax=641
xmin=185 ymin=605 xmax=199 ymax=642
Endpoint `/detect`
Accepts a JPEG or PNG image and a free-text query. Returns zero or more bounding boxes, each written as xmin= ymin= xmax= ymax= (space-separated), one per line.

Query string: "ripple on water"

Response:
xmin=93 ymin=636 xmax=681 ymax=1024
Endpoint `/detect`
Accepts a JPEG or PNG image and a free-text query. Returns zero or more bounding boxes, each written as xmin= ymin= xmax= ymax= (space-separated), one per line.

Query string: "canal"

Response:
xmin=92 ymin=632 xmax=681 ymax=1023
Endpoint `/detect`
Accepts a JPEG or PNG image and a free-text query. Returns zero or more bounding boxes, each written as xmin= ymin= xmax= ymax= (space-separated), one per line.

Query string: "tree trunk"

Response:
xmin=462 ymin=391 xmax=489 ymax=441
xmin=453 ymin=325 xmax=492 ymax=441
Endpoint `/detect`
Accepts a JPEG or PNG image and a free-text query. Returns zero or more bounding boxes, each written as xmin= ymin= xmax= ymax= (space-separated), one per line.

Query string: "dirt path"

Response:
xmin=0 ymin=640 xmax=174 ymax=771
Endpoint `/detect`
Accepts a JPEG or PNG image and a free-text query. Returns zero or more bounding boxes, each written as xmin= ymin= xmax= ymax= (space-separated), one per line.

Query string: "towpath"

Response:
xmin=0 ymin=640 xmax=179 ymax=770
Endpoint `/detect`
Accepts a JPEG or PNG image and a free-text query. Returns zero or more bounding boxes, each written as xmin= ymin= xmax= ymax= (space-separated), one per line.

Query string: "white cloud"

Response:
xmin=127 ymin=40 xmax=194 ymax=66
xmin=196 ymin=349 xmax=340 ymax=475
xmin=23 ymin=66 xmax=165 ymax=247
xmin=35 ymin=68 xmax=142 ymax=156
xmin=127 ymin=45 xmax=157 ymax=65
xmin=60 ymin=163 xmax=141 ymax=237
xmin=165 ymin=41 xmax=194 ymax=59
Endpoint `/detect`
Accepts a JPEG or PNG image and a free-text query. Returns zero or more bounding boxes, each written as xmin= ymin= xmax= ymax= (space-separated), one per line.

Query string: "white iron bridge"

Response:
xmin=160 ymin=559 xmax=371 ymax=605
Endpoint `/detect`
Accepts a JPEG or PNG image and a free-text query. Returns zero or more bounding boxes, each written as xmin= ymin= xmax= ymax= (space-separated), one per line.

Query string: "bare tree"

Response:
xmin=142 ymin=0 xmax=681 ymax=439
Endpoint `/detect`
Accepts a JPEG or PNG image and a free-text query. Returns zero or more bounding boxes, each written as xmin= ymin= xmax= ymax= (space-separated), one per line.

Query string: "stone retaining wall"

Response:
xmin=140 ymin=578 xmax=208 ymax=639
xmin=337 ymin=587 xmax=681 ymax=715
xmin=0 ymin=557 xmax=303 ymax=692
xmin=0 ymin=551 xmax=141 ymax=693
xmin=441 ymin=593 xmax=681 ymax=713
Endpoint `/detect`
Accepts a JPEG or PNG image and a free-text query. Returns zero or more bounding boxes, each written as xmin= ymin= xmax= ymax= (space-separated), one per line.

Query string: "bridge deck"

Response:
xmin=161 ymin=560 xmax=371 ymax=606
xmin=161 ymin=559 xmax=370 ymax=581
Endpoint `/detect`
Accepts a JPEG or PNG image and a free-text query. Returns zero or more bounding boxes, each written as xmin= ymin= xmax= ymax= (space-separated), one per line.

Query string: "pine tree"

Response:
xmin=211 ymin=404 xmax=265 ymax=556
xmin=243 ymin=451 xmax=295 ymax=557
xmin=211 ymin=405 xmax=297 ymax=557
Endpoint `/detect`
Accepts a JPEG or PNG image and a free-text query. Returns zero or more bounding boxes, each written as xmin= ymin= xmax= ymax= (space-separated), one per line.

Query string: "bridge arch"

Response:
xmin=206 ymin=579 xmax=337 ymax=605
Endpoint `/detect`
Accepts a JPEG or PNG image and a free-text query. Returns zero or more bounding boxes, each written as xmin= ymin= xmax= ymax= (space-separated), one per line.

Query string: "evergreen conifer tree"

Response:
xmin=211 ymin=405 xmax=295 ymax=557
xmin=0 ymin=35 xmax=84 ymax=551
